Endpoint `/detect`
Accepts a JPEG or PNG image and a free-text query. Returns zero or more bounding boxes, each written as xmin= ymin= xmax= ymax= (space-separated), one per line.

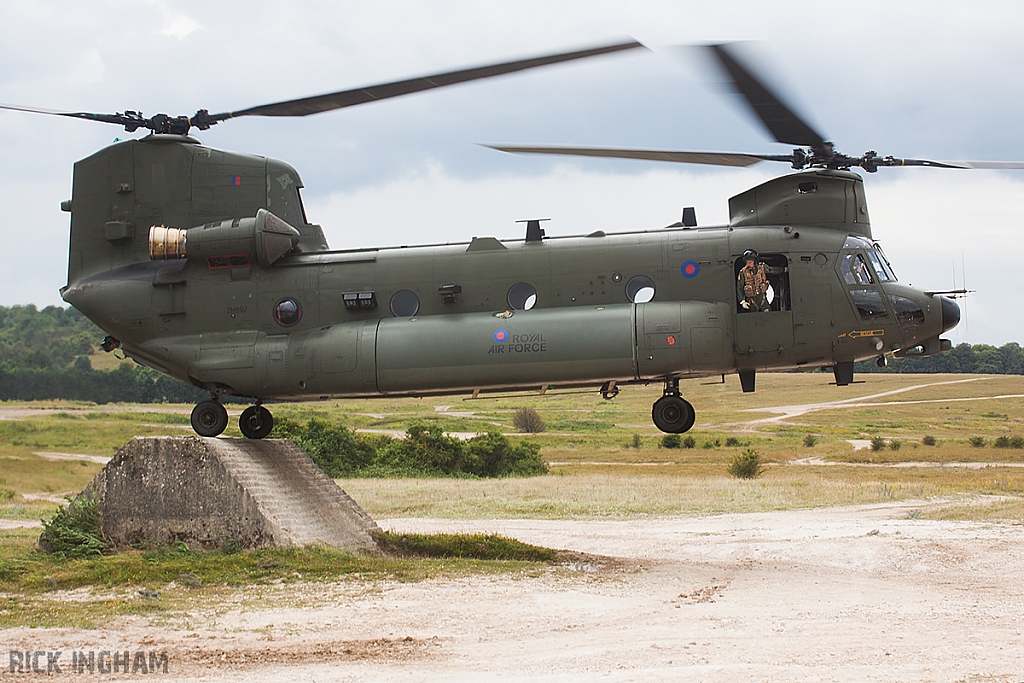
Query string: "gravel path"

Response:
xmin=5 ymin=500 xmax=1024 ymax=681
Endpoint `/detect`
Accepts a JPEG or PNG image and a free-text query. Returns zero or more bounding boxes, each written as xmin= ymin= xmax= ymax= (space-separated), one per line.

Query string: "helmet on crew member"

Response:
xmin=742 ymin=249 xmax=759 ymax=262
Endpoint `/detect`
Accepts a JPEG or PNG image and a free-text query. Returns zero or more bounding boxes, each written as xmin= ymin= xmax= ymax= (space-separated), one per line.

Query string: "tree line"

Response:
xmin=0 ymin=304 xmax=206 ymax=403
xmin=855 ymin=342 xmax=1024 ymax=375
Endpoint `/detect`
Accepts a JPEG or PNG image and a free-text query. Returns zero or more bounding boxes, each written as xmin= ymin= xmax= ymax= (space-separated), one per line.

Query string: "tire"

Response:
xmin=239 ymin=406 xmax=274 ymax=440
xmin=651 ymin=395 xmax=696 ymax=434
xmin=191 ymin=400 xmax=228 ymax=437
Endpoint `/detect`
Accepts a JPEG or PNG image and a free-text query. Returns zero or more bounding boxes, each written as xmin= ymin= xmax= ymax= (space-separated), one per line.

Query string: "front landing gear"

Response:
xmin=191 ymin=400 xmax=228 ymax=437
xmin=239 ymin=404 xmax=274 ymax=440
xmin=651 ymin=378 xmax=695 ymax=434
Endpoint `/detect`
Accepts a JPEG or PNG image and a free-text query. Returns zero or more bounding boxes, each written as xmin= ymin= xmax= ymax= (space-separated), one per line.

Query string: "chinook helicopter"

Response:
xmin=3 ymin=41 xmax=1018 ymax=439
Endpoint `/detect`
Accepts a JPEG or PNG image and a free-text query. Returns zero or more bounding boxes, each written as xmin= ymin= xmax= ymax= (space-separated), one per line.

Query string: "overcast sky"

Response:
xmin=2 ymin=0 xmax=1022 ymax=345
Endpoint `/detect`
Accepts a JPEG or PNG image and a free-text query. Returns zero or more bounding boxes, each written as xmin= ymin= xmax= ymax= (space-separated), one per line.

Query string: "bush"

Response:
xmin=272 ymin=417 xmax=376 ymax=477
xmin=465 ymin=432 xmax=548 ymax=477
xmin=728 ymin=449 xmax=765 ymax=479
xmin=373 ymin=422 xmax=467 ymax=476
xmin=889 ymin=440 xmax=902 ymax=451
xmin=1012 ymin=436 xmax=1024 ymax=449
xmin=870 ymin=437 xmax=887 ymax=452
xmin=661 ymin=434 xmax=682 ymax=449
xmin=725 ymin=437 xmax=741 ymax=447
xmin=0 ymin=486 xmax=13 ymax=501
xmin=512 ymin=407 xmax=546 ymax=433
xmin=803 ymin=434 xmax=817 ymax=447
xmin=994 ymin=436 xmax=1010 ymax=448
xmin=922 ymin=435 xmax=937 ymax=446
xmin=38 ymin=494 xmax=111 ymax=559
xmin=626 ymin=434 xmax=643 ymax=449
xmin=969 ymin=436 xmax=986 ymax=448
xmin=682 ymin=435 xmax=696 ymax=449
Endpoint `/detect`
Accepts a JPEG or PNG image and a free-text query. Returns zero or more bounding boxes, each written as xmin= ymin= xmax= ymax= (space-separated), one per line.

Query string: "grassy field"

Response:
xmin=1 ymin=372 xmax=1022 ymax=627
xmin=1 ymin=373 xmax=1023 ymax=520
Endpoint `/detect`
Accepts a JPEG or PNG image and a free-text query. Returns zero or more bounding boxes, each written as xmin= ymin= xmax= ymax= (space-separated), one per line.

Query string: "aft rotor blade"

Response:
xmin=486 ymin=143 xmax=789 ymax=167
xmin=708 ymin=44 xmax=826 ymax=148
xmin=209 ymin=40 xmax=644 ymax=122
xmin=0 ymin=102 xmax=136 ymax=127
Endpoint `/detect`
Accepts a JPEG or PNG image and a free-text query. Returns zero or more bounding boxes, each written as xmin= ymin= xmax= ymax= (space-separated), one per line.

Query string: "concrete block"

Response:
xmin=80 ymin=436 xmax=379 ymax=552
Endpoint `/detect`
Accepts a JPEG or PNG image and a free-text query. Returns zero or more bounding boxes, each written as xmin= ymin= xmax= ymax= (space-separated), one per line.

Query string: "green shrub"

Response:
xmin=272 ymin=417 xmax=376 ymax=477
xmin=661 ymin=434 xmax=682 ymax=449
xmin=682 ymin=435 xmax=696 ymax=449
xmin=994 ymin=436 xmax=1010 ymax=448
xmin=922 ymin=435 xmax=937 ymax=446
xmin=702 ymin=440 xmax=715 ymax=449
xmin=465 ymin=432 xmax=547 ymax=477
xmin=725 ymin=437 xmax=741 ymax=447
xmin=0 ymin=486 xmax=13 ymax=501
xmin=889 ymin=439 xmax=902 ymax=451
xmin=512 ymin=407 xmax=546 ymax=433
xmin=969 ymin=436 xmax=986 ymax=448
xmin=275 ymin=418 xmax=546 ymax=478
xmin=728 ymin=449 xmax=765 ymax=479
xmin=870 ymin=437 xmax=887 ymax=452
xmin=803 ymin=434 xmax=817 ymax=447
xmin=38 ymin=495 xmax=111 ymax=559
xmin=373 ymin=422 xmax=467 ymax=476
xmin=1011 ymin=436 xmax=1024 ymax=449
xmin=626 ymin=434 xmax=643 ymax=450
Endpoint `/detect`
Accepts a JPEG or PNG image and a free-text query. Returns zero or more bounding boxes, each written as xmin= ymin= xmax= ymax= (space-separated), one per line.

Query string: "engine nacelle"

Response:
xmin=149 ymin=209 xmax=300 ymax=268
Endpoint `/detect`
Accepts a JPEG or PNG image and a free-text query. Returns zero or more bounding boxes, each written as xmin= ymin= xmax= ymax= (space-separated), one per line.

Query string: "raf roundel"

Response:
xmin=494 ymin=329 xmax=509 ymax=342
xmin=681 ymin=260 xmax=700 ymax=279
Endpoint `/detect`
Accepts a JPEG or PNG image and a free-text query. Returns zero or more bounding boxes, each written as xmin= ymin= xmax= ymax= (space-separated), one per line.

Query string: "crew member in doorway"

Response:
xmin=737 ymin=250 xmax=785 ymax=312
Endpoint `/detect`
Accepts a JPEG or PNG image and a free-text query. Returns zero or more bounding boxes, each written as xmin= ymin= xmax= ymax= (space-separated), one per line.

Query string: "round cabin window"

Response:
xmin=625 ymin=275 xmax=656 ymax=303
xmin=274 ymin=298 xmax=302 ymax=327
xmin=507 ymin=282 xmax=537 ymax=310
xmin=389 ymin=289 xmax=420 ymax=317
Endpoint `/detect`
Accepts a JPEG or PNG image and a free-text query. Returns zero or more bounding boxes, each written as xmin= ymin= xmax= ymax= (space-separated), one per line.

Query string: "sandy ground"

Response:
xmin=5 ymin=500 xmax=1024 ymax=682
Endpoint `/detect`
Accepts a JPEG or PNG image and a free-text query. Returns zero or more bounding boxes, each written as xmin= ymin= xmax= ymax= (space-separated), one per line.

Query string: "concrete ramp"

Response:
xmin=84 ymin=436 xmax=379 ymax=552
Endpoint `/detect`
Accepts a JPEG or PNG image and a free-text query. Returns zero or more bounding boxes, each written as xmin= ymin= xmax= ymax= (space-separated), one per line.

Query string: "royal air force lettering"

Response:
xmin=488 ymin=331 xmax=547 ymax=354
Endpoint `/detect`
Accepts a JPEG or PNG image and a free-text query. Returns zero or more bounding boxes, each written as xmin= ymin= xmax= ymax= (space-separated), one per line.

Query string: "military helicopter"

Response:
xmin=2 ymin=41 xmax=1017 ymax=439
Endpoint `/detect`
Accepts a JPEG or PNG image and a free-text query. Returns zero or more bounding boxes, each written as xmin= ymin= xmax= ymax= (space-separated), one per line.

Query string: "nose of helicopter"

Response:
xmin=940 ymin=296 xmax=961 ymax=332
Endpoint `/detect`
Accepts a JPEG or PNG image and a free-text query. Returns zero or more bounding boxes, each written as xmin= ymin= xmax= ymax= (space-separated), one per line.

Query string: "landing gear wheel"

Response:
xmin=191 ymin=400 xmax=228 ymax=437
xmin=652 ymin=395 xmax=695 ymax=434
xmin=239 ymin=405 xmax=274 ymax=440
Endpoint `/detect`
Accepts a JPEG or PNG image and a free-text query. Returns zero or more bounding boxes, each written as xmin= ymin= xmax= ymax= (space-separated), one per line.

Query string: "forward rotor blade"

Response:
xmin=485 ymin=143 xmax=788 ymax=167
xmin=708 ymin=44 xmax=826 ymax=148
xmin=210 ymin=40 xmax=644 ymax=122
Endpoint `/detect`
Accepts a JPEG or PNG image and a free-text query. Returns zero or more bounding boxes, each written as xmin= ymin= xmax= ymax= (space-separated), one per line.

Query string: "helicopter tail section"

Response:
xmin=63 ymin=135 xmax=327 ymax=290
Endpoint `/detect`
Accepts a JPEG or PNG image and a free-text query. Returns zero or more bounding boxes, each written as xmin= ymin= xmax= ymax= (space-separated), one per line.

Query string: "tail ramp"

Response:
xmin=81 ymin=436 xmax=378 ymax=551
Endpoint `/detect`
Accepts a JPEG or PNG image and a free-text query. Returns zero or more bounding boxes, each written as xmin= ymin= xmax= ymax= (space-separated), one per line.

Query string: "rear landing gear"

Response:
xmin=191 ymin=400 xmax=228 ymax=437
xmin=651 ymin=378 xmax=695 ymax=434
xmin=239 ymin=404 xmax=274 ymax=440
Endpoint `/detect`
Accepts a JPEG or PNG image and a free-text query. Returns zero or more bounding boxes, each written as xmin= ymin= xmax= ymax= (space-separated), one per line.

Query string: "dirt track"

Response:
xmin=6 ymin=500 xmax=1024 ymax=682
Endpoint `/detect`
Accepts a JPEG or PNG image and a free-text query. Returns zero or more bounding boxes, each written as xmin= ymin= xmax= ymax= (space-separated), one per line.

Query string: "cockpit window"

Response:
xmin=843 ymin=235 xmax=873 ymax=250
xmin=873 ymin=246 xmax=897 ymax=280
xmin=888 ymin=295 xmax=924 ymax=333
xmin=841 ymin=253 xmax=874 ymax=285
xmin=851 ymin=289 xmax=888 ymax=321
xmin=866 ymin=250 xmax=892 ymax=282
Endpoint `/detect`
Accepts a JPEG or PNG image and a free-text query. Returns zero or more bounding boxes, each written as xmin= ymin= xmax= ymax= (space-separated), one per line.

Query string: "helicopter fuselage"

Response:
xmin=59 ymin=135 xmax=959 ymax=434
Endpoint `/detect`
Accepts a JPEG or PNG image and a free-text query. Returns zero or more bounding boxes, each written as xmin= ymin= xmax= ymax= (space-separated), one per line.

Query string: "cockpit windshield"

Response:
xmin=843 ymin=235 xmax=874 ymax=250
xmin=872 ymin=245 xmax=897 ymax=281
xmin=840 ymin=253 xmax=874 ymax=285
xmin=866 ymin=250 xmax=892 ymax=282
